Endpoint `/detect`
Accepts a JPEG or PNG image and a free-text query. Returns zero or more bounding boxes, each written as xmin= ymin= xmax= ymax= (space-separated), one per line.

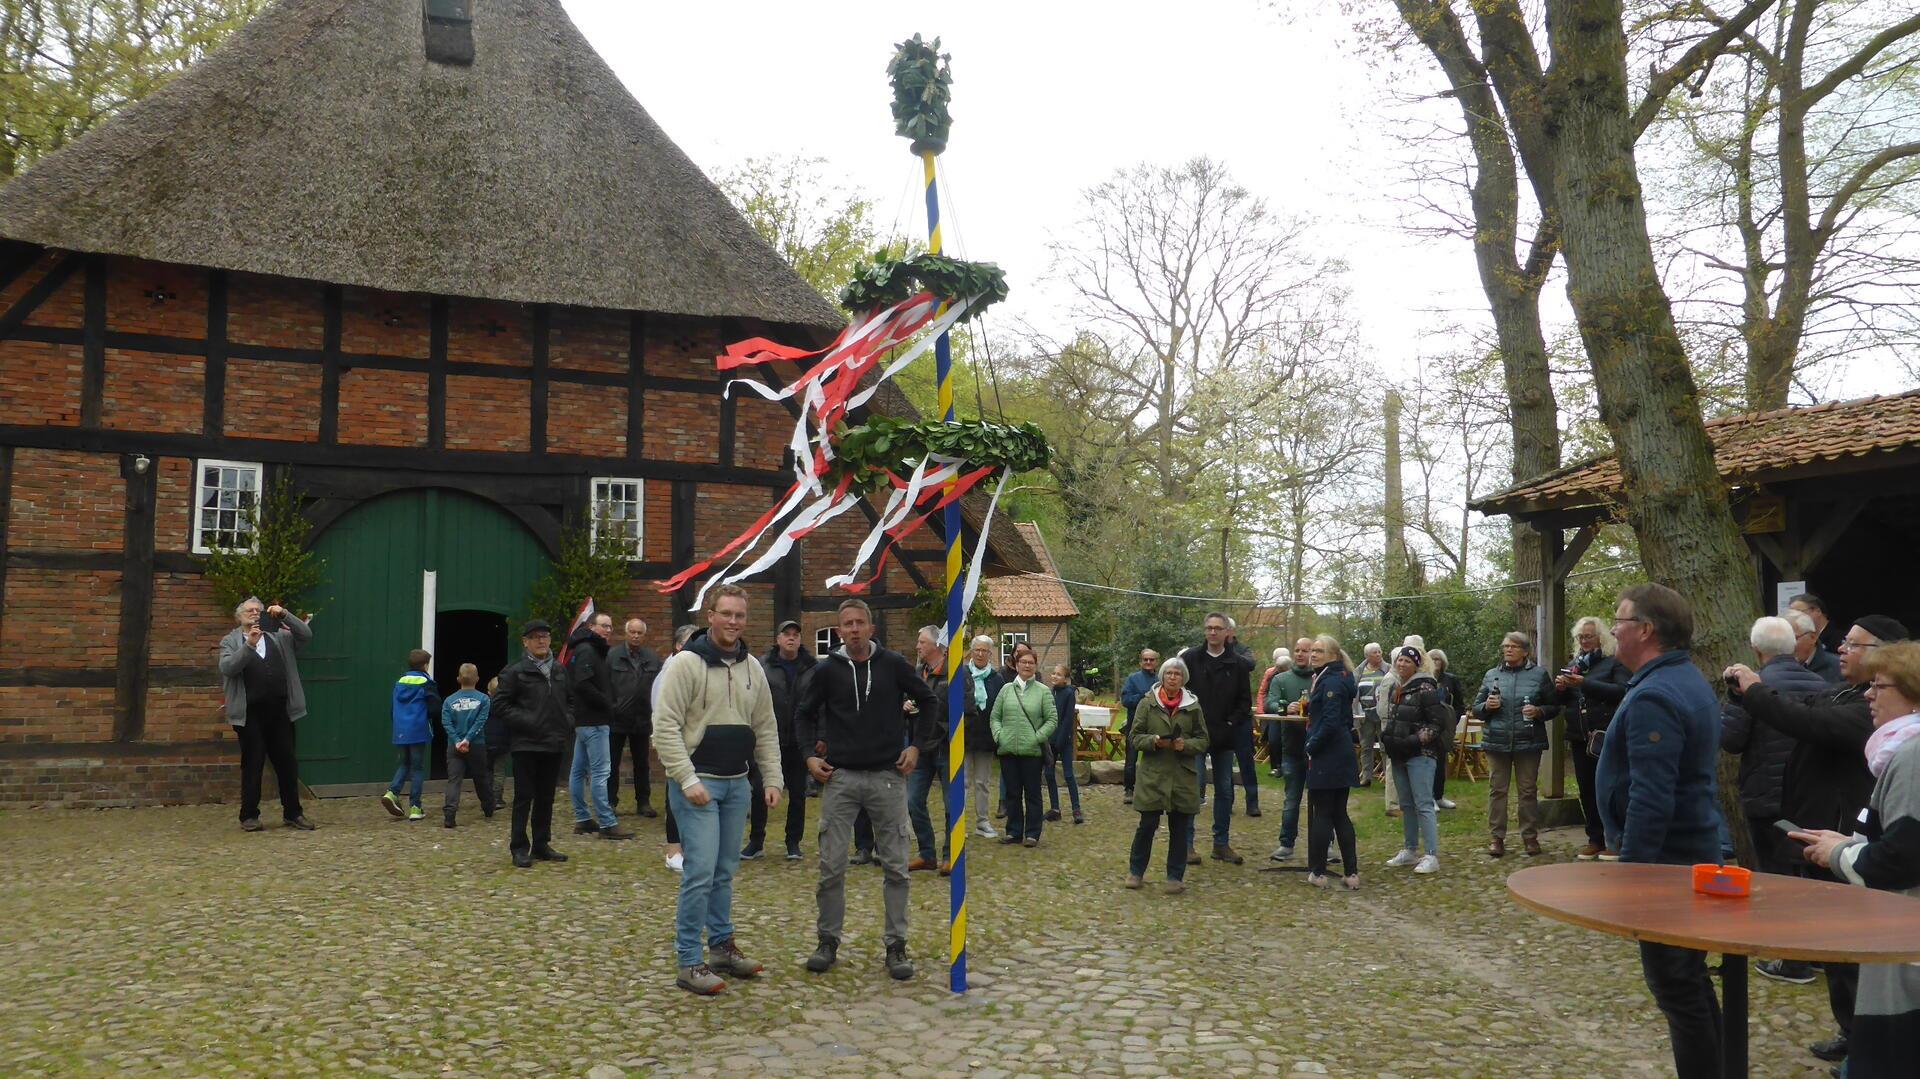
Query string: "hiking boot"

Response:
xmin=1270 ymin=845 xmax=1294 ymax=862
xmin=599 ymin=826 xmax=635 ymax=841
xmin=1246 ymin=806 xmax=1263 ymax=818
xmin=240 ymin=818 xmax=265 ymax=832
xmin=1486 ymin=838 xmax=1506 ymax=858
xmin=1162 ymin=880 xmax=1186 ymax=895
xmin=1212 ymin=844 xmax=1244 ymax=865
xmin=907 ymin=857 xmax=936 ymax=872
xmin=1414 ymin=855 xmax=1441 ymax=874
xmin=885 ymin=941 xmax=915 ymax=981
xmin=1385 ymin=849 xmax=1418 ymax=868
xmin=1523 ymin=837 xmax=1544 ymax=857
xmin=938 ymin=860 xmax=952 ymax=877
xmin=1757 ymin=959 xmax=1816 ymax=985
xmin=1576 ymin=843 xmax=1604 ymax=860
xmin=805 ymin=936 xmax=839 ymax=974
xmin=675 ymin=963 xmax=726 ymax=996
xmin=573 ymin=819 xmax=600 ymax=835
xmin=406 ymin=805 xmax=424 ymax=821
xmin=1124 ymin=874 xmax=1144 ymax=889
xmin=380 ymin=790 xmax=404 ymax=818
xmin=637 ymin=805 xmax=659 ymax=818
xmin=706 ymin=939 xmax=763 ymax=979
xmin=1186 ymin=849 xmax=1202 ymax=865
xmin=1021 ymin=837 xmax=1039 ymax=848
xmin=1809 ymin=1034 xmax=1848 ymax=1062
xmin=1045 ymin=809 xmax=1062 ymax=822
xmin=741 ymin=843 xmax=765 ymax=860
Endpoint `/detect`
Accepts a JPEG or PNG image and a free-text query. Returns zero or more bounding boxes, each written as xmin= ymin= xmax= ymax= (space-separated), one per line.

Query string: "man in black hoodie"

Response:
xmin=1727 ymin=613 xmax=1908 ymax=1062
xmin=794 ymin=598 xmax=937 ymax=980
xmin=1181 ymin=612 xmax=1255 ymax=865
xmin=746 ymin=619 xmax=816 ymax=861
xmin=492 ymin=620 xmax=573 ymax=868
xmin=568 ymin=613 xmax=634 ymax=840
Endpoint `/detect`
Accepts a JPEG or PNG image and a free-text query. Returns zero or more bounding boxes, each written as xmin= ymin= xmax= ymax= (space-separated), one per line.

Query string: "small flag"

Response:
xmin=558 ymin=596 xmax=594 ymax=664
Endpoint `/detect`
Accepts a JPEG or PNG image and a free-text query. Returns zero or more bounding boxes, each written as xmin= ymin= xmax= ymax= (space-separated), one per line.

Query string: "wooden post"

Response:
xmin=1538 ymin=525 xmax=1566 ymax=799
xmin=114 ymin=452 xmax=158 ymax=742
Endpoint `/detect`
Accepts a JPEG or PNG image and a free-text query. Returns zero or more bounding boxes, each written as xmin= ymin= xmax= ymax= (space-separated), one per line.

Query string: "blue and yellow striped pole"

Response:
xmin=921 ymin=148 xmax=969 ymax=995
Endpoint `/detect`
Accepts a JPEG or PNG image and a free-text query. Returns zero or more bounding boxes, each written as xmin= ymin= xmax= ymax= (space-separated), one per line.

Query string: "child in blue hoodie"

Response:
xmin=382 ymin=649 xmax=440 ymax=821
xmin=440 ymin=662 xmax=494 ymax=828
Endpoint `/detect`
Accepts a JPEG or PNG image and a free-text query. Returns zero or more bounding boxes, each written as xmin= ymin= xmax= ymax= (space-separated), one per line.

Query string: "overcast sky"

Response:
xmin=565 ymin=0 xmax=1902 ymax=400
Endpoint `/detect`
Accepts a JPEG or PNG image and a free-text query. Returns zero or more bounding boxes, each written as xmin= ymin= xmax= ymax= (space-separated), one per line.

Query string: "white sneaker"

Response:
xmin=1269 ymin=845 xmax=1294 ymax=862
xmin=976 ymin=822 xmax=999 ymax=839
xmin=1414 ymin=854 xmax=1441 ymax=874
xmin=1385 ymin=849 xmax=1418 ymax=868
xmin=1437 ymin=798 xmax=1458 ymax=810
xmin=665 ymin=852 xmax=685 ymax=873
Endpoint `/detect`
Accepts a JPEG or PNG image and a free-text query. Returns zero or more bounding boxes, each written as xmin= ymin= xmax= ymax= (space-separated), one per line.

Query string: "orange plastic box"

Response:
xmin=1693 ymin=864 xmax=1752 ymax=897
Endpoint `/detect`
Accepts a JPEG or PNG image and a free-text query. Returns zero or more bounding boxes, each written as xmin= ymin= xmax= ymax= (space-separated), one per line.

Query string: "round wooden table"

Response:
xmin=1509 ymin=862 xmax=1920 ymax=1077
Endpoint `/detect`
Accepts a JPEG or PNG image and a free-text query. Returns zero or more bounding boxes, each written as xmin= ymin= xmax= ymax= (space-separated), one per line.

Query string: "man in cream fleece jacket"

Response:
xmin=651 ymin=583 xmax=784 ymax=996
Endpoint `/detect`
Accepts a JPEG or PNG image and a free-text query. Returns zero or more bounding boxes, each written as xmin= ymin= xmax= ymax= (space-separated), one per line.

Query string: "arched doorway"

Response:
xmin=298 ymin=489 xmax=550 ymax=787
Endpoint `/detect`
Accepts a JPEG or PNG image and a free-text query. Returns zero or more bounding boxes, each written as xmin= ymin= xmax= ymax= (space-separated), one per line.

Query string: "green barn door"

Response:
xmin=299 ymin=489 xmax=550 ymax=786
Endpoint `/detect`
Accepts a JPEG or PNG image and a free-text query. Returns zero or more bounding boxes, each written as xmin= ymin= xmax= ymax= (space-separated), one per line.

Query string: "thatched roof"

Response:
xmin=0 ymin=0 xmax=842 ymax=329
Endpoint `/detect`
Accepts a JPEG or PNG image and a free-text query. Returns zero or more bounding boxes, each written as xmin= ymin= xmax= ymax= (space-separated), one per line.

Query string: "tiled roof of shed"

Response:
xmin=982 ymin=523 xmax=1079 ymax=619
xmin=1471 ymin=389 xmax=1920 ymax=518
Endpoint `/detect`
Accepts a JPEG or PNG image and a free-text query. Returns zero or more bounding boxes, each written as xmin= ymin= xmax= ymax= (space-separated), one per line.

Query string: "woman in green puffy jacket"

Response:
xmin=990 ymin=648 xmax=1057 ymax=847
xmin=1126 ymin=656 xmax=1210 ymax=893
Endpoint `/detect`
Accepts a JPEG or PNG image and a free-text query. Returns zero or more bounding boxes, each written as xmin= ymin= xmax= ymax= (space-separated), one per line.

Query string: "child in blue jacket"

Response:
xmin=440 ymin=662 xmax=494 ymax=827
xmin=382 ymin=649 xmax=440 ymax=821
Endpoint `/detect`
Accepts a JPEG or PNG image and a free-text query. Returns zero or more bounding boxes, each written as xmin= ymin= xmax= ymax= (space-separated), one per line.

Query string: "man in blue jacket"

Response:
xmin=1596 ymin=582 xmax=1724 ymax=1079
xmin=1119 ymin=649 xmax=1159 ymax=803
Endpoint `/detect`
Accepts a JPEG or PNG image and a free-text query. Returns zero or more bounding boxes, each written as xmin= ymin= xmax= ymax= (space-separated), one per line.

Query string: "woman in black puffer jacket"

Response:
xmin=1382 ymin=646 xmax=1450 ymax=873
xmin=1554 ymin=617 xmax=1630 ymax=859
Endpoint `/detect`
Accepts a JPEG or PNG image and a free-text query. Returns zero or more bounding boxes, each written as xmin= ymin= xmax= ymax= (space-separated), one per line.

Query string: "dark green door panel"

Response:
xmin=300 ymin=489 xmax=548 ymax=785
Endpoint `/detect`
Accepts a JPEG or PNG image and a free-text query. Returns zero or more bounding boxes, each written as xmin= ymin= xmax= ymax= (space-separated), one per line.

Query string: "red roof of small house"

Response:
xmin=982 ymin=523 xmax=1078 ymax=620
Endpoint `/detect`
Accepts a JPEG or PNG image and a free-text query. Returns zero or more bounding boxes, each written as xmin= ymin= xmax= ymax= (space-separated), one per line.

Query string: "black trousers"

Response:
xmin=1307 ymin=787 xmax=1356 ymax=876
xmin=443 ymin=742 xmax=495 ymax=816
xmin=1000 ymin=754 xmax=1045 ymax=841
xmin=748 ymin=744 xmax=808 ymax=849
xmin=233 ymin=699 xmax=303 ymax=822
xmin=607 ymin=727 xmax=651 ymax=812
xmin=1638 ymin=941 xmax=1723 ymax=1079
xmin=1571 ymin=734 xmax=1606 ymax=847
xmin=510 ymin=750 xmax=562 ymax=857
xmin=1129 ymin=810 xmax=1193 ymax=881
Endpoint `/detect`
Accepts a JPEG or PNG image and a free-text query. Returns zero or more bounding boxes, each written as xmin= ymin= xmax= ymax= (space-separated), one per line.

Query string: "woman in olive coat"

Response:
xmin=1126 ymin=656 xmax=1209 ymax=893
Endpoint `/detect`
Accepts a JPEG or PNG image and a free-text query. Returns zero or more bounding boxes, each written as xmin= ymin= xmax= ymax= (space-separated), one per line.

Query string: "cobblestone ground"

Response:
xmin=0 ymin=773 xmax=1843 ymax=1078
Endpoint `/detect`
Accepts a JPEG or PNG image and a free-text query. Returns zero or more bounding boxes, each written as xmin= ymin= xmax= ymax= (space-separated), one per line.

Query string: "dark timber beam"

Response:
xmin=0 ymin=253 xmax=81 ymax=339
xmin=1536 ymin=524 xmax=1568 ymax=800
xmin=80 ymin=255 xmax=106 ymax=428
xmin=203 ymin=271 xmax=228 ymax=436
xmin=428 ymin=297 xmax=448 ymax=449
xmin=114 ymin=453 xmax=157 ymax=741
xmin=319 ymin=285 xmax=342 ymax=444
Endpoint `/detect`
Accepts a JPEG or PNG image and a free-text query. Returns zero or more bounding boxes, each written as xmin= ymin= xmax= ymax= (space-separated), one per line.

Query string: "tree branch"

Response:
xmin=1798 ymin=12 xmax=1920 ymax=108
xmin=1815 ymin=140 xmax=1920 ymax=247
xmin=1629 ymin=0 xmax=1776 ymax=140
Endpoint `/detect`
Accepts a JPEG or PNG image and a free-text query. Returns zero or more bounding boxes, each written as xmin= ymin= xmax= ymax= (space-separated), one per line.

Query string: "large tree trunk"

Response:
xmin=1538 ymin=0 xmax=1762 ymax=866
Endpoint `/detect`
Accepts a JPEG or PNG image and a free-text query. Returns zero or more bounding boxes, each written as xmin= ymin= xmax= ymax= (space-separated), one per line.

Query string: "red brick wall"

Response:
xmin=23 ymin=258 xmax=85 ymax=329
xmin=0 ymin=743 xmax=240 ymax=807
xmin=103 ymin=349 xmax=203 ymax=434
xmin=337 ymin=368 xmax=427 ymax=447
xmin=0 ymin=341 xmax=82 ymax=426
xmin=7 ymin=449 xmax=124 ymax=550
xmin=0 ymin=687 xmax=116 ymax=744
xmin=107 ymin=259 xmax=209 ymax=338
xmin=649 ymin=315 xmax=725 ymax=381
xmin=445 ymin=375 xmax=528 ymax=451
xmin=154 ymin=457 xmax=194 ymax=553
xmin=552 ymin=307 xmax=627 ymax=374
xmin=448 ymin=298 xmax=529 ymax=366
xmin=229 ymin=272 xmax=322 ymax=349
xmin=548 ymin=382 xmax=626 ymax=457
xmin=341 ymin=286 xmax=429 ymax=357
xmin=0 ymin=568 xmax=121 ymax=667
xmin=644 ymin=391 xmax=719 ymax=463
xmin=225 ymin=361 xmax=323 ymax=442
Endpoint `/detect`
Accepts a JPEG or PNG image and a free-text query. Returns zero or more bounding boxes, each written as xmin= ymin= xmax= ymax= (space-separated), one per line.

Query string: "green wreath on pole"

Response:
xmin=837 ymin=251 xmax=1008 ymax=320
xmin=888 ymin=34 xmax=953 ymax=156
xmin=827 ymin=418 xmax=1050 ymax=495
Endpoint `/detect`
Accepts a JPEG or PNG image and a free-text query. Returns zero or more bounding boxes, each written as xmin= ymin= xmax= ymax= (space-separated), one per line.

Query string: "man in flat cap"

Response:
xmin=491 ymin=619 xmax=574 ymax=868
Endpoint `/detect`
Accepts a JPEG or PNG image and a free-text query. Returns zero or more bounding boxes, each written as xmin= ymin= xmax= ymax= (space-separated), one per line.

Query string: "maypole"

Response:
xmin=890 ymin=33 xmax=970 ymax=995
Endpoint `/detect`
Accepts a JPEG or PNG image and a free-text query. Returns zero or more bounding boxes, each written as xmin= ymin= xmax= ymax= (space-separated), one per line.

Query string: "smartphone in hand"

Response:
xmin=1774 ymin=819 xmax=1807 ymax=840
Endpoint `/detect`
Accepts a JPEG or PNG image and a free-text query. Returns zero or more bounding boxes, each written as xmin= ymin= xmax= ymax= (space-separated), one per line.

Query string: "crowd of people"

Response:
xmin=212 ymin=583 xmax=1920 ymax=1074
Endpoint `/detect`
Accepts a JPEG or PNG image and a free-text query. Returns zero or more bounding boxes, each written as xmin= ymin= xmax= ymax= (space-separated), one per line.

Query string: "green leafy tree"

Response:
xmin=0 ymin=0 xmax=268 ymax=178
xmin=200 ymin=472 xmax=324 ymax=615
xmin=524 ymin=515 xmax=632 ymax=638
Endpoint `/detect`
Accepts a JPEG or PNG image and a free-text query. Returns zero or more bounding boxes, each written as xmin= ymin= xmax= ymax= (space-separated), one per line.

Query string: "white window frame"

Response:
xmin=1000 ymin=631 xmax=1029 ymax=667
xmin=191 ymin=459 xmax=263 ymax=555
xmin=816 ymin=628 xmax=841 ymax=655
xmin=589 ymin=477 xmax=645 ymax=560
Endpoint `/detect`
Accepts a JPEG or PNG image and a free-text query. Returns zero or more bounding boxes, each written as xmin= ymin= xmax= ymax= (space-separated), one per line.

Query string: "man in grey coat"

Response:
xmin=217 ymin=596 xmax=316 ymax=831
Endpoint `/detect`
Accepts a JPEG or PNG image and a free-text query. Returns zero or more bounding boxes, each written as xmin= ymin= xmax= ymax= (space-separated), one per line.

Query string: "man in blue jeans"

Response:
xmin=1596 ymin=582 xmax=1725 ymax=1079
xmin=1120 ymin=649 xmax=1158 ymax=803
xmin=906 ymin=625 xmax=956 ymax=873
xmin=567 ymin=612 xmax=634 ymax=841
xmin=651 ymin=584 xmax=784 ymax=995
xmin=1183 ymin=612 xmax=1255 ymax=865
xmin=1266 ymin=637 xmax=1315 ymax=860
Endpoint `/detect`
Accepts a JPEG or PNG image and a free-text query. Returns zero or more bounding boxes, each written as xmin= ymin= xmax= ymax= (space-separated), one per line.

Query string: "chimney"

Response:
xmin=423 ymin=0 xmax=474 ymax=65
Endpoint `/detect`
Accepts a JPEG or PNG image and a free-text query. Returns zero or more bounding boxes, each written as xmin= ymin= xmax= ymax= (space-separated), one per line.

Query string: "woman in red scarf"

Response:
xmin=1126 ymin=657 xmax=1210 ymax=893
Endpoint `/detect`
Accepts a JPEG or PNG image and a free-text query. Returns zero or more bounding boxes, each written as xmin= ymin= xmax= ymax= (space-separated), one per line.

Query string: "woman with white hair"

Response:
xmin=1126 ymin=655 xmax=1209 ymax=893
xmin=1555 ymin=616 xmax=1630 ymax=859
